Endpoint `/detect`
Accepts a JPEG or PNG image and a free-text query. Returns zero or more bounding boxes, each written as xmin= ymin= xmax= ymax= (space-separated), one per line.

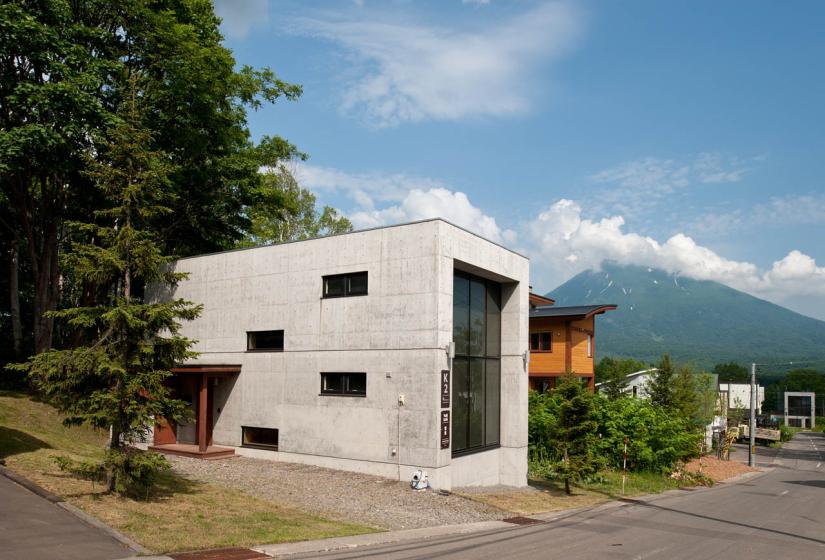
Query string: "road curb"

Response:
xmin=0 ymin=465 xmax=151 ymax=557
xmin=254 ymin=520 xmax=513 ymax=558
xmin=0 ymin=464 xmax=63 ymax=503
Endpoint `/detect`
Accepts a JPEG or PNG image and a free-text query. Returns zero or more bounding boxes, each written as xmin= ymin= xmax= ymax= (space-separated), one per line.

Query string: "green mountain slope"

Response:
xmin=548 ymin=262 xmax=825 ymax=369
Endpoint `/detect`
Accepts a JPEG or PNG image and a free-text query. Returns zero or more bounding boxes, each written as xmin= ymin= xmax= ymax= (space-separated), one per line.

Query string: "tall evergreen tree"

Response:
xmin=672 ymin=365 xmax=699 ymax=423
xmin=1 ymin=0 xmax=301 ymax=355
xmin=648 ymin=353 xmax=675 ymax=409
xmin=549 ymin=374 xmax=600 ymax=494
xmin=14 ymin=83 xmax=201 ymax=493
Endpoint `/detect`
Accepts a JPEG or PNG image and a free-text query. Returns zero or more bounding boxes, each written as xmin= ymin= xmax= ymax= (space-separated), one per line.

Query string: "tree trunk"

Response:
xmin=563 ymin=448 xmax=571 ymax=495
xmin=9 ymin=231 xmax=22 ymax=359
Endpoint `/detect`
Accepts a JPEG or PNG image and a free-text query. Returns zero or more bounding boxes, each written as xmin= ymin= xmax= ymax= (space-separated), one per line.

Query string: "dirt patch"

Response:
xmin=682 ymin=456 xmax=756 ymax=482
xmin=456 ymin=484 xmax=609 ymax=516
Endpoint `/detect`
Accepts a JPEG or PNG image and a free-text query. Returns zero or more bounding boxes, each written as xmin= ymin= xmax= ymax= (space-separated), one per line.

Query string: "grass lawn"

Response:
xmin=459 ymin=470 xmax=686 ymax=516
xmin=0 ymin=391 xmax=375 ymax=553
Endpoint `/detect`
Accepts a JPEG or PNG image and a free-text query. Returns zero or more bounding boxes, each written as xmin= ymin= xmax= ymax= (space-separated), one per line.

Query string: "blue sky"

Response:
xmin=215 ymin=0 xmax=825 ymax=320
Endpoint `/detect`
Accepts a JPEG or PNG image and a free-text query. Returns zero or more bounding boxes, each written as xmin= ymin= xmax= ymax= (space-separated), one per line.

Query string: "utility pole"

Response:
xmin=749 ymin=362 xmax=756 ymax=468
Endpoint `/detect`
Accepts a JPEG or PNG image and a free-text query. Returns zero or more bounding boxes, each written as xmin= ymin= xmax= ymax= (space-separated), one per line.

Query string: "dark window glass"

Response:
xmin=530 ymin=333 xmax=540 ymax=351
xmin=485 ymin=359 xmax=500 ymax=446
xmin=347 ymin=372 xmax=367 ymax=395
xmin=247 ymin=330 xmax=284 ymax=351
xmin=452 ymin=270 xmax=502 ymax=456
xmin=453 ymin=275 xmax=470 ymax=356
xmin=348 ymin=272 xmax=368 ymax=296
xmin=242 ymin=426 xmax=278 ymax=450
xmin=540 ymin=332 xmax=552 ymax=352
xmin=468 ymin=358 xmax=484 ymax=448
xmin=320 ymin=372 xmax=367 ymax=396
xmin=468 ymin=278 xmax=485 ymax=356
xmin=323 ymin=272 xmax=368 ymax=298
xmin=486 ymin=284 xmax=501 ymax=357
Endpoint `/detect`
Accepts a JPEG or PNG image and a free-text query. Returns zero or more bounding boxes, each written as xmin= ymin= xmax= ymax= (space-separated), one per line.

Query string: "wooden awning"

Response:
xmin=171 ymin=364 xmax=241 ymax=376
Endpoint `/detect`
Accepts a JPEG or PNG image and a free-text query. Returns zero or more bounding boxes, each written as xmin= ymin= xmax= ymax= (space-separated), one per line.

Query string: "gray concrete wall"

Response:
xmin=161 ymin=219 xmax=529 ymax=489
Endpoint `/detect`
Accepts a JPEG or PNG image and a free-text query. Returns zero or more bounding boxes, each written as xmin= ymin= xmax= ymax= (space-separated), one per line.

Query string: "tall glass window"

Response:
xmin=452 ymin=271 xmax=501 ymax=455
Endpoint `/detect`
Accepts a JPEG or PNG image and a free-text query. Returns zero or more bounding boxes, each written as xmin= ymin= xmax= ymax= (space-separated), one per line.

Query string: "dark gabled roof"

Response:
xmin=530 ymin=304 xmax=617 ymax=319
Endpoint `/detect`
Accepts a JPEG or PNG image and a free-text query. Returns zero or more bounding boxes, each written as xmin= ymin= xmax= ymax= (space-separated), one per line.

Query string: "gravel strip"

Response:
xmin=167 ymin=455 xmax=508 ymax=530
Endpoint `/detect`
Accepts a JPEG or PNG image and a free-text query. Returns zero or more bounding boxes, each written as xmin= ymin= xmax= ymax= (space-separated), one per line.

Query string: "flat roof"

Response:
xmin=176 ymin=217 xmax=528 ymax=261
xmin=530 ymin=304 xmax=617 ymax=319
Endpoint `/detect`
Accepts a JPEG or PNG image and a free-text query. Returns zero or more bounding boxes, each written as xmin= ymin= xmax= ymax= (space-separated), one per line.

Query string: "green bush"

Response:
xmin=529 ymin=390 xmax=702 ymax=476
xmin=55 ymin=447 xmax=171 ymax=498
xmin=593 ymin=396 xmax=702 ymax=473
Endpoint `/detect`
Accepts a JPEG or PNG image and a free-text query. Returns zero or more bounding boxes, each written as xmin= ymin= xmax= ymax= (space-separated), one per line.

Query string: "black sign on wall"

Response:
xmin=440 ymin=410 xmax=450 ymax=449
xmin=440 ymin=369 xmax=450 ymax=408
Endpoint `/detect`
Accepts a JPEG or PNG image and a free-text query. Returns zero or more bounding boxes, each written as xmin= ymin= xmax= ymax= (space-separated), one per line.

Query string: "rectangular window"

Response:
xmin=320 ymin=372 xmax=367 ymax=396
xmin=529 ymin=332 xmax=552 ymax=352
xmin=241 ymin=426 xmax=278 ymax=450
xmin=323 ymin=272 xmax=368 ymax=298
xmin=452 ymin=271 xmax=501 ymax=456
xmin=587 ymin=334 xmax=593 ymax=357
xmin=247 ymin=330 xmax=284 ymax=351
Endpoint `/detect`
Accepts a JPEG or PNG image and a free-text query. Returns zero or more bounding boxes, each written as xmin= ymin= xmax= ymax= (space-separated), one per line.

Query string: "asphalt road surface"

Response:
xmin=291 ymin=432 xmax=825 ymax=560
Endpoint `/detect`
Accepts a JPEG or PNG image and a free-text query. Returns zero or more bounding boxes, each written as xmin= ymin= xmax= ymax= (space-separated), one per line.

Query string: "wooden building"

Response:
xmin=528 ymin=294 xmax=616 ymax=392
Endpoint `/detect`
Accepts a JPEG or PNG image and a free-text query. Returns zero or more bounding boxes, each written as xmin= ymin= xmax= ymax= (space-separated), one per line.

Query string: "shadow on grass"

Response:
xmin=0 ymin=426 xmax=52 ymax=460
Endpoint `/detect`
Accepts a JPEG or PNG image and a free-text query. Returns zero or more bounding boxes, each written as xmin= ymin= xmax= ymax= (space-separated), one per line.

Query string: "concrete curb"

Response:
xmin=0 ymin=464 xmax=62 ymax=502
xmin=0 ymin=465 xmax=152 ymax=557
xmin=254 ymin=520 xmax=512 ymax=558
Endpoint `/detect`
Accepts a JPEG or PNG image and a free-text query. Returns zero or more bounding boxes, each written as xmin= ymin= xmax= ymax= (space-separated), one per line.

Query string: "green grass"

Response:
xmin=460 ymin=469 xmax=687 ymax=516
xmin=0 ymin=391 xmax=375 ymax=553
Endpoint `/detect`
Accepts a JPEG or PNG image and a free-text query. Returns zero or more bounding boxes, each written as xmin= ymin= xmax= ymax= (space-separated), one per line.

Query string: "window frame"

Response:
xmin=529 ymin=331 xmax=552 ymax=353
xmin=322 ymin=271 xmax=368 ymax=298
xmin=246 ymin=330 xmax=284 ymax=352
xmin=587 ymin=334 xmax=593 ymax=358
xmin=320 ymin=372 xmax=367 ymax=397
xmin=451 ymin=271 xmax=501 ymax=458
xmin=241 ymin=426 xmax=279 ymax=451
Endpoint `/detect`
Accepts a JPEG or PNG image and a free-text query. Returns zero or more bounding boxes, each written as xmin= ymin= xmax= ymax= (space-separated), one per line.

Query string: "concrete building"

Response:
xmin=719 ymin=382 xmax=765 ymax=415
xmin=148 ymin=219 xmax=530 ymax=490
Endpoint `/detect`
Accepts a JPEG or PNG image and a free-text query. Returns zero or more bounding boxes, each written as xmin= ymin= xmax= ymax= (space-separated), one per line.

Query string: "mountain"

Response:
xmin=548 ymin=262 xmax=825 ymax=369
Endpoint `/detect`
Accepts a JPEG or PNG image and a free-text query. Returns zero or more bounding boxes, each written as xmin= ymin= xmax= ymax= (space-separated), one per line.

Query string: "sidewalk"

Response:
xmin=0 ymin=469 xmax=134 ymax=560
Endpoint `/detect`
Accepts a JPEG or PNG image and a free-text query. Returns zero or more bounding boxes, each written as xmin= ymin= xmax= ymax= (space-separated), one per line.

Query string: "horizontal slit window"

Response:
xmin=323 ymin=272 xmax=368 ymax=298
xmin=247 ymin=330 xmax=284 ymax=351
xmin=242 ymin=426 xmax=278 ymax=450
xmin=321 ymin=372 xmax=366 ymax=396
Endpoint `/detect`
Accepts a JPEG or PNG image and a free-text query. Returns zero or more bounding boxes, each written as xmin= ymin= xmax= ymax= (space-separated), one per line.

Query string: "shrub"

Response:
xmin=55 ymin=448 xmax=171 ymax=498
xmin=593 ymin=396 xmax=702 ymax=473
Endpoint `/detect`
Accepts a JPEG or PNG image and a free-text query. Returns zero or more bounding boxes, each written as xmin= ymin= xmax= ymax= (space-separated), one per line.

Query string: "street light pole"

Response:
xmin=749 ymin=362 xmax=756 ymax=468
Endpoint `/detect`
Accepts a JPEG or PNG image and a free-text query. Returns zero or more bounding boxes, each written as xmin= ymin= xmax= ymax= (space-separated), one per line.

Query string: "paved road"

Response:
xmin=291 ymin=432 xmax=825 ymax=559
xmin=0 ymin=472 xmax=132 ymax=560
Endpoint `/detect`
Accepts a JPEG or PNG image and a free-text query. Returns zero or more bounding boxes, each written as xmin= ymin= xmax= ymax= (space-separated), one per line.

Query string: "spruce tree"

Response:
xmin=15 ymin=83 xmax=201 ymax=494
xmin=648 ymin=353 xmax=676 ymax=409
xmin=672 ymin=365 xmax=700 ymax=423
xmin=550 ymin=374 xmax=600 ymax=494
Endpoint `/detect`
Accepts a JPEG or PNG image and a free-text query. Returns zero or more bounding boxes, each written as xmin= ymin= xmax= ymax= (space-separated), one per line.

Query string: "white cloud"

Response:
xmin=293 ymin=163 xmax=511 ymax=243
xmin=692 ymin=193 xmax=825 ymax=236
xmin=214 ymin=0 xmax=269 ymax=39
xmin=527 ymin=199 xmax=825 ymax=303
xmin=351 ymin=188 xmax=512 ymax=243
xmin=289 ymin=2 xmax=582 ymax=126
xmin=589 ymin=153 xmax=752 ymax=219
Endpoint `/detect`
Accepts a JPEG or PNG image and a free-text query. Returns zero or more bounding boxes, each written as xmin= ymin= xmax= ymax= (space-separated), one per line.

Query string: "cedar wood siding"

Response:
xmin=529 ymin=316 xmax=595 ymax=376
